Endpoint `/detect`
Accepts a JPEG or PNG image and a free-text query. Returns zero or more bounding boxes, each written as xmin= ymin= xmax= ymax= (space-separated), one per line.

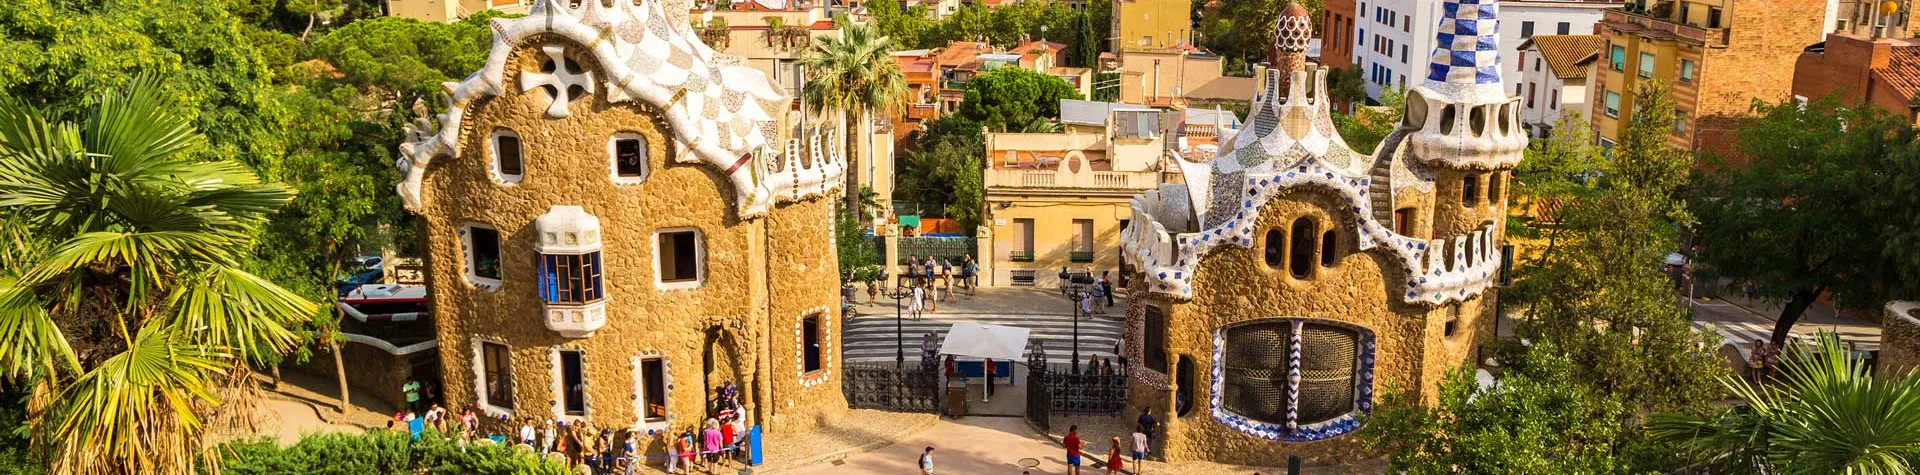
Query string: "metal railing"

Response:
xmin=1011 ymin=251 xmax=1036 ymax=262
xmin=1069 ymin=251 xmax=1095 ymax=263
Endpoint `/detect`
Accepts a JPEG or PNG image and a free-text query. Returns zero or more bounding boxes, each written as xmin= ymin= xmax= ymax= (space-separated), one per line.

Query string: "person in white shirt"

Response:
xmin=1131 ymin=428 xmax=1149 ymax=472
xmin=910 ymin=285 xmax=925 ymax=319
xmin=518 ymin=420 xmax=536 ymax=447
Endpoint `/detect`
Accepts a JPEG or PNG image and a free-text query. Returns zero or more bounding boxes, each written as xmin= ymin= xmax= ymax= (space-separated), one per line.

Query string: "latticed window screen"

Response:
xmin=1222 ymin=320 xmax=1361 ymax=426
xmin=539 ymin=252 xmax=604 ymax=303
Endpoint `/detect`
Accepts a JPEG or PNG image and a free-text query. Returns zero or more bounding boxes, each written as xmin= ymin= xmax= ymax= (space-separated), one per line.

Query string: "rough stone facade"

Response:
xmin=1880 ymin=301 xmax=1920 ymax=378
xmin=394 ymin=0 xmax=847 ymax=457
xmin=1116 ymin=1 xmax=1520 ymax=466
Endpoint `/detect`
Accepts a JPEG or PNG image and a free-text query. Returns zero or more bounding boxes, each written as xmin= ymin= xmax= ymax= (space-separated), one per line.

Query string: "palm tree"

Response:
xmin=1650 ymin=333 xmax=1920 ymax=474
xmin=800 ymin=21 xmax=908 ymax=221
xmin=0 ymin=78 xmax=317 ymax=474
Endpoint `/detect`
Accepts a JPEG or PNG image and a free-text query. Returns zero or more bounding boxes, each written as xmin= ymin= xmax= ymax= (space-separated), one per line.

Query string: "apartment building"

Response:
xmin=1591 ymin=0 xmax=1828 ymax=161
xmin=1517 ymin=34 xmax=1603 ymax=136
xmin=1323 ymin=0 xmax=1359 ymax=69
xmin=977 ymin=100 xmax=1166 ymax=287
xmin=1792 ymin=0 xmax=1920 ymax=124
xmin=1114 ymin=0 xmax=1193 ymax=51
xmin=1349 ymin=0 xmax=1617 ymax=101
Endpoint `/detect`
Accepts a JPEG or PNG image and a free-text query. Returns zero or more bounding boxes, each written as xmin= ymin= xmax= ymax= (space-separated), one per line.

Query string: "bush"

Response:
xmin=212 ymin=429 xmax=570 ymax=475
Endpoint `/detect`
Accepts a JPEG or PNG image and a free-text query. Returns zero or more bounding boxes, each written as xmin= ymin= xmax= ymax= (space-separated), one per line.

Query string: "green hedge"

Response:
xmin=212 ymin=429 xmax=571 ymax=475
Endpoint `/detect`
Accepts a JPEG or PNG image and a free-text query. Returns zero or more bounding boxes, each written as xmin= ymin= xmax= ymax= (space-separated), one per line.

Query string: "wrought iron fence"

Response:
xmin=843 ymin=333 xmax=944 ymax=413
xmin=1026 ymin=341 xmax=1128 ymax=417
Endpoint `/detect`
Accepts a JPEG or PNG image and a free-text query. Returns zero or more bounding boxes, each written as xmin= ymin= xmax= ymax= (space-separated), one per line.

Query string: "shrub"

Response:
xmin=212 ymin=429 xmax=570 ymax=475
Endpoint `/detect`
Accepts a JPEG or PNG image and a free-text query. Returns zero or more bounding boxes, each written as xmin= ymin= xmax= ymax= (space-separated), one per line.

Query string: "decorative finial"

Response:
xmin=1274 ymin=2 xmax=1312 ymax=54
xmin=1425 ymin=0 xmax=1503 ymax=85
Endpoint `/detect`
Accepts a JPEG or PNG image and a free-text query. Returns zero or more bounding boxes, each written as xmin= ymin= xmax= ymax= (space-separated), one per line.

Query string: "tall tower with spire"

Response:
xmin=1404 ymin=0 xmax=1527 ymax=248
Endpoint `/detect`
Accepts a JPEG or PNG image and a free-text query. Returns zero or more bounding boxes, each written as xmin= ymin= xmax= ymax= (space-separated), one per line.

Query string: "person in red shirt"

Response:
xmin=719 ymin=417 xmax=737 ymax=464
xmin=1063 ymin=425 xmax=1082 ymax=475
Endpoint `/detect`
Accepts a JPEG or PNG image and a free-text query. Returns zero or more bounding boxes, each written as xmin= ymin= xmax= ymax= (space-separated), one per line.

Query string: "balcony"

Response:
xmin=1011 ymin=251 xmax=1036 ymax=262
xmin=986 ymin=168 xmax=1157 ymax=191
xmin=906 ymin=103 xmax=939 ymax=120
xmin=1601 ymin=9 xmax=1727 ymax=47
xmin=545 ymin=301 xmax=607 ymax=339
xmin=1069 ymin=251 xmax=1095 ymax=263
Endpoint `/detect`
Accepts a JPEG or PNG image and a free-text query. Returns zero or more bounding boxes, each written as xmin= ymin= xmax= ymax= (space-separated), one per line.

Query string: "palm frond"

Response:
xmin=23 ymin=231 xmax=227 ymax=304
xmin=48 ymin=323 xmax=229 ymax=475
xmin=80 ymin=76 xmax=203 ymax=175
xmin=0 ymin=279 xmax=82 ymax=379
xmin=167 ymin=265 xmax=316 ymax=365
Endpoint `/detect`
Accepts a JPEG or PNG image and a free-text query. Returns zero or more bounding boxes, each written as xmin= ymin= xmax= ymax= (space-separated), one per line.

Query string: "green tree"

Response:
xmin=1362 ymin=343 xmax=1628 ymax=474
xmin=1690 ymin=97 xmax=1920 ymax=348
xmin=1513 ymin=111 xmax=1604 ymax=225
xmin=1326 ymin=66 xmax=1368 ymax=106
xmin=958 ymin=67 xmax=1082 ymax=132
xmin=897 ymin=116 xmax=985 ymax=236
xmin=1510 ymin=81 xmax=1721 ymax=420
xmin=0 ymin=0 xmax=289 ymax=171
xmin=1332 ymin=86 xmax=1404 ymax=154
xmin=0 ymin=80 xmax=315 ymax=475
xmin=801 ymin=21 xmax=909 ymax=217
xmin=1651 ymin=333 xmax=1920 ymax=474
xmin=1366 ymin=82 xmax=1720 ymax=473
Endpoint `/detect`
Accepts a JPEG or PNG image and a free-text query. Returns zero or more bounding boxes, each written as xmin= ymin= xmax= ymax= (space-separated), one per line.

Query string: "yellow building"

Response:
xmin=1590 ymin=0 xmax=1826 ymax=162
xmin=1113 ymin=0 xmax=1192 ymax=51
xmin=387 ymin=0 xmax=530 ymax=22
xmin=391 ymin=0 xmax=850 ymax=457
xmin=977 ymin=100 xmax=1166 ymax=287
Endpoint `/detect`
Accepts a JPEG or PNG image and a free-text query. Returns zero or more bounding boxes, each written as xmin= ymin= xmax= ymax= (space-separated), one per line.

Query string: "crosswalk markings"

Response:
xmin=840 ymin=312 xmax=1126 ymax=364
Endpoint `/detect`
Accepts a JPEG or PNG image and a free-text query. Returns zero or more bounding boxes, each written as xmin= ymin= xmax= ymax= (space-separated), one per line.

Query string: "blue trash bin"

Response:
xmin=748 ymin=425 xmax=763 ymax=466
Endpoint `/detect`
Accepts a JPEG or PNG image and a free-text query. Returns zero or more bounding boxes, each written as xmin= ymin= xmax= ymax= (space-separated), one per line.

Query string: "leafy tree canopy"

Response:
xmin=958 ymin=66 xmax=1082 ymax=132
xmin=1690 ymin=96 xmax=1920 ymax=346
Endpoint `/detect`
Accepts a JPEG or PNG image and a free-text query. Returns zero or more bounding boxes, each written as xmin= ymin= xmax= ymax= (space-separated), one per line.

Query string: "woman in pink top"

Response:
xmin=702 ymin=418 xmax=724 ymax=468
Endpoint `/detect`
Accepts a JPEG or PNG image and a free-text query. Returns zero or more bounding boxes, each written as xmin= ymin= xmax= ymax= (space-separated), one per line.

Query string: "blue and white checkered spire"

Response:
xmin=1425 ymin=0 xmax=1502 ymax=85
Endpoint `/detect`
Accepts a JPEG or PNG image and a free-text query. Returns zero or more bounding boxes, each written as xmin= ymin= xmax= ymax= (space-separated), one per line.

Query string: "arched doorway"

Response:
xmin=701 ymin=326 xmax=751 ymax=420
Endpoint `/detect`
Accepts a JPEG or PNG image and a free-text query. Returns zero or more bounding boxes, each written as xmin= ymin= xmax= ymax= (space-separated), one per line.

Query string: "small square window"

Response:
xmin=655 ymin=229 xmax=704 ymax=288
xmin=1604 ymin=91 xmax=1622 ymax=118
xmin=1609 ymin=45 xmax=1626 ymax=71
xmin=465 ymin=224 xmax=503 ymax=286
xmin=1673 ymin=109 xmax=1690 ymax=136
xmin=611 ymin=134 xmax=648 ymax=183
xmin=1445 ymin=306 xmax=1461 ymax=337
xmin=1638 ymin=52 xmax=1656 ymax=78
xmin=1679 ymin=59 xmax=1696 ymax=83
xmin=492 ymin=129 xmax=524 ymax=183
xmin=1520 ymin=21 xmax=1534 ymax=38
xmin=1557 ymin=22 xmax=1570 ymax=35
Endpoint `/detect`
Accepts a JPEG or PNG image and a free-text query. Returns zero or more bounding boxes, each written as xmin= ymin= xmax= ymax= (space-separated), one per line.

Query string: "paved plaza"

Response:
xmin=844 ymin=287 xmax=1128 ymax=365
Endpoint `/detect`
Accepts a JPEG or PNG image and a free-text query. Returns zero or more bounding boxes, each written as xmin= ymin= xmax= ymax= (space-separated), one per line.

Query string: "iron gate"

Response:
xmin=843 ymin=333 xmax=943 ymax=412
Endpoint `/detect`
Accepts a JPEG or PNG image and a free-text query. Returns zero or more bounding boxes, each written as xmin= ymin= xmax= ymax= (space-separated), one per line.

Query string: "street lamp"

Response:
xmin=880 ymin=271 xmax=919 ymax=369
xmin=1060 ymin=268 xmax=1087 ymax=373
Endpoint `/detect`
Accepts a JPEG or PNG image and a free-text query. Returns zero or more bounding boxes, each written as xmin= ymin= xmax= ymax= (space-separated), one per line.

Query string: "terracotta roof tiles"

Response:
xmin=1876 ymin=46 xmax=1920 ymax=101
xmin=1518 ymin=35 xmax=1604 ymax=80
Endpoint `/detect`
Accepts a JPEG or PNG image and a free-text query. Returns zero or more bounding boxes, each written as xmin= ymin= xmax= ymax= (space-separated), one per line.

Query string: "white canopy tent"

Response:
xmin=938 ymin=323 xmax=1031 ymax=361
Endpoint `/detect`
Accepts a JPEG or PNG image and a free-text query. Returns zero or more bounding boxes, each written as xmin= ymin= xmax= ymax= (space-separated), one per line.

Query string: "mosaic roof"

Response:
xmin=396 ymin=0 xmax=839 ymax=218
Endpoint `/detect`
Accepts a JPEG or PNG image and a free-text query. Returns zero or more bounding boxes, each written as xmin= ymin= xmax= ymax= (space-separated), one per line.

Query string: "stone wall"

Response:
xmin=763 ymin=197 xmax=850 ymax=432
xmin=290 ymin=342 xmax=421 ymax=413
xmin=1880 ymin=301 xmax=1920 ymax=378
xmin=417 ymin=37 xmax=837 ymax=457
xmin=1136 ymin=187 xmax=1467 ymax=466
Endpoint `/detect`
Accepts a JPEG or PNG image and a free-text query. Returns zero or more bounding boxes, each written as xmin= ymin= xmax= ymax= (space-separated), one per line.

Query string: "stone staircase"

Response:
xmin=1367 ymin=128 xmax=1411 ymax=226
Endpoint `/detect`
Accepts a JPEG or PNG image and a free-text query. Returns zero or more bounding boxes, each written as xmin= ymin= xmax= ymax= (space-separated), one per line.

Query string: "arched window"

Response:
xmin=1217 ymin=319 xmax=1373 ymax=441
xmin=1487 ymin=171 xmax=1504 ymax=203
xmin=1320 ymin=230 xmax=1337 ymax=267
xmin=1289 ymin=218 xmax=1316 ymax=279
xmin=491 ymin=129 xmax=524 ymax=184
xmin=1263 ymin=229 xmax=1285 ymax=268
xmin=1462 ymin=175 xmax=1480 ymax=207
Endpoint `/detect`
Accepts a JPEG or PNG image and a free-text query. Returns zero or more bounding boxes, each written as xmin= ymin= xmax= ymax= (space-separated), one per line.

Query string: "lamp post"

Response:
xmin=1060 ymin=269 xmax=1085 ymax=373
xmin=880 ymin=272 xmax=918 ymax=369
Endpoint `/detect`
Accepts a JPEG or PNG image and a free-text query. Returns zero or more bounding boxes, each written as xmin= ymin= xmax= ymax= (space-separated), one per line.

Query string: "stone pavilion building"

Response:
xmin=392 ymin=0 xmax=849 ymax=449
xmin=1118 ymin=0 xmax=1526 ymax=465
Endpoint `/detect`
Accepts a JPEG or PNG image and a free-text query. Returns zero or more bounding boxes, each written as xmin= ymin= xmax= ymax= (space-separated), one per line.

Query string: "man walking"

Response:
xmin=1099 ymin=271 xmax=1115 ymax=307
xmin=1063 ymin=425 xmax=1083 ymax=475
xmin=402 ymin=378 xmax=422 ymax=413
xmin=1131 ymin=426 xmax=1149 ymax=473
xmin=919 ymin=446 xmax=936 ymax=475
xmin=983 ymin=357 xmax=995 ymax=401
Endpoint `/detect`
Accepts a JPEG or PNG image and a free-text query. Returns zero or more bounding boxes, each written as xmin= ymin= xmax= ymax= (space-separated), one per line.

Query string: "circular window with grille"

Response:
xmin=1210 ymin=318 xmax=1375 ymax=442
